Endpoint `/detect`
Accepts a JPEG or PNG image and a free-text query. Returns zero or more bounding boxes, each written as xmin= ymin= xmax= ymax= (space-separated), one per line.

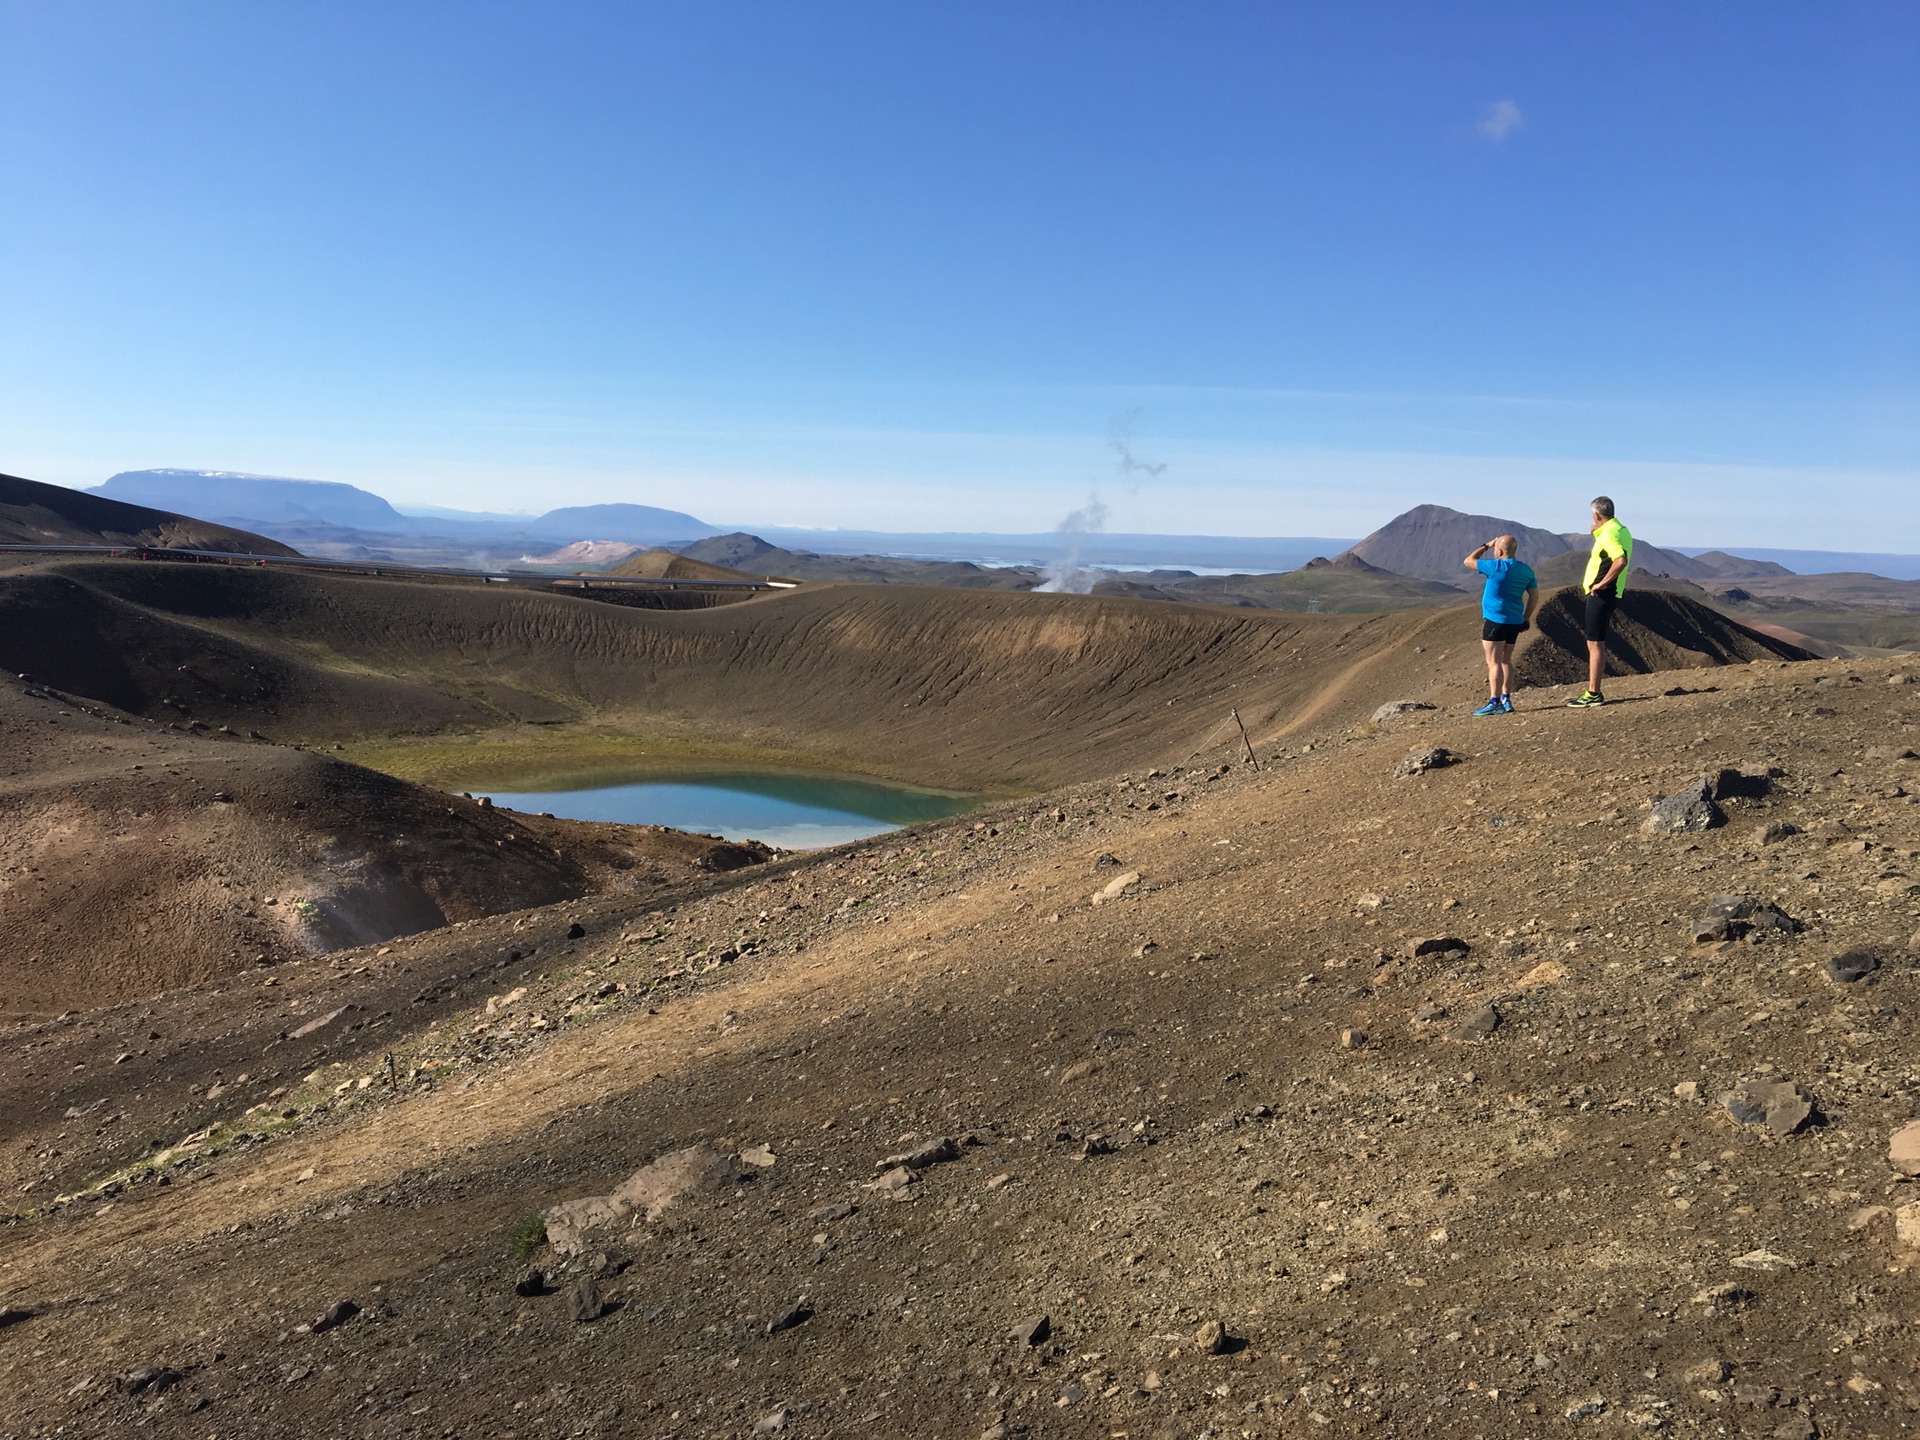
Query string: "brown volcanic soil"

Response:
xmin=0 ymin=558 xmax=1809 ymax=796
xmin=2 ymin=653 xmax=1919 ymax=1438
xmin=0 ymin=473 xmax=297 ymax=556
xmin=0 ymin=677 xmax=771 ymax=1014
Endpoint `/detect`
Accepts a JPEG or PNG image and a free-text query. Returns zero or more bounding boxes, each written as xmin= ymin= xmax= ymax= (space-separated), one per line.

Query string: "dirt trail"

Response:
xmin=5 ymin=652 xmax=1918 ymax=1438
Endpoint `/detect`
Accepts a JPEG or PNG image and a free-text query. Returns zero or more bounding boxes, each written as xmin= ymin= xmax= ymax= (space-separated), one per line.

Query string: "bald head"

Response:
xmin=1491 ymin=534 xmax=1517 ymax=558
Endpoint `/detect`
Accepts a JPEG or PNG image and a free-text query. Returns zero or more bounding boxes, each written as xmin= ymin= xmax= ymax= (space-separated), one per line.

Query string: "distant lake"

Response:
xmin=474 ymin=771 xmax=973 ymax=850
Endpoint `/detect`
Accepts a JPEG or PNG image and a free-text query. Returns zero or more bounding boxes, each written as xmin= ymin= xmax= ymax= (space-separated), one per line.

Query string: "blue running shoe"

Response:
xmin=1471 ymin=697 xmax=1504 ymax=717
xmin=1499 ymin=694 xmax=1514 ymax=713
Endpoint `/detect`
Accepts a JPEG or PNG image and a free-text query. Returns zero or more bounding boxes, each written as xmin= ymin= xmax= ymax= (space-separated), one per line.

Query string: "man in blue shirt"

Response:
xmin=1462 ymin=534 xmax=1537 ymax=715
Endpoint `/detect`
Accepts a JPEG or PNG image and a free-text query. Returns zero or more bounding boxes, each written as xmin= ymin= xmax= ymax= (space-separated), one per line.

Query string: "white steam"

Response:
xmin=1035 ymin=493 xmax=1109 ymax=594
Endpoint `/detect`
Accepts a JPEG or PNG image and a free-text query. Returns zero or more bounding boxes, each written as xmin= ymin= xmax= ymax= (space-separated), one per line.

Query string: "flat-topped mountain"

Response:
xmin=95 ymin=469 xmax=407 ymax=530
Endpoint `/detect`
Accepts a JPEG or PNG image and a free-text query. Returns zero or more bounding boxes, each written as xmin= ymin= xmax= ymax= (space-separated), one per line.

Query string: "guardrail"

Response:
xmin=0 ymin=543 xmax=796 ymax=595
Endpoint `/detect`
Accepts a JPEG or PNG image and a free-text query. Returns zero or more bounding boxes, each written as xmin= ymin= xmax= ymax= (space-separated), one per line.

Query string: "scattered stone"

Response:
xmin=1732 ymin=1382 xmax=1780 ymax=1408
xmin=1565 ymin=1398 xmax=1607 ymax=1421
xmin=1372 ymin=700 xmax=1436 ymax=724
xmin=877 ymin=1136 xmax=960 ymax=1171
xmin=311 ymin=1299 xmax=360 ymax=1332
xmin=1731 ymin=1248 xmax=1798 ymax=1272
xmin=572 ymin=1276 xmax=604 ymax=1323
xmin=1340 ymin=1028 xmax=1366 ymax=1050
xmin=115 ymin=1364 xmax=182 ymax=1395
xmin=1891 ymin=1201 xmax=1920 ymax=1250
xmin=0 ymin=1304 xmax=35 ymax=1328
xmin=1866 ymin=745 xmax=1918 ymax=761
xmin=566 ymin=922 xmax=587 ymax=939
xmin=1723 ymin=1078 xmax=1816 ymax=1137
xmin=1643 ymin=778 xmax=1725 ymax=834
xmin=810 ymin=1201 xmax=857 ymax=1223
xmin=1080 ymin=1135 xmax=1116 ymax=1158
xmin=1395 ymin=747 xmax=1456 ymax=778
xmin=1825 ymin=950 xmax=1880 ymax=984
xmin=515 ymin=1268 xmax=551 ymax=1297
xmin=1692 ymin=894 xmax=1799 ymax=943
xmin=1194 ymin=1319 xmax=1235 ymax=1355
xmin=1756 ymin=821 xmax=1801 ymax=844
xmin=1684 ymin=1359 xmax=1732 ymax=1385
xmin=1888 ymin=1121 xmax=1920 ymax=1176
xmin=738 ymin=1144 xmax=777 ymax=1168
xmin=1089 ymin=851 xmax=1120 ymax=872
xmin=1059 ymin=1059 xmax=1100 ymax=1084
xmin=1413 ymin=936 xmax=1470 ymax=958
xmin=1673 ymin=1081 xmax=1702 ymax=1103
xmin=866 ymin=1165 xmax=916 ymax=1193
xmin=754 ymin=1410 xmax=789 ymax=1434
xmin=767 ymin=1303 xmax=813 ymax=1335
xmin=1690 ymin=1281 xmax=1755 ymax=1306
xmin=543 ymin=1144 xmax=740 ymax=1256
xmin=1708 ymin=767 xmax=1775 ymax=800
xmin=1013 ymin=1313 xmax=1051 ymax=1346
xmin=1414 ymin=1003 xmax=1447 ymax=1021
xmin=1771 ymin=1413 xmax=1818 ymax=1440
xmin=1090 ymin=871 xmax=1142 ymax=906
xmin=1451 ymin=1003 xmax=1500 ymax=1041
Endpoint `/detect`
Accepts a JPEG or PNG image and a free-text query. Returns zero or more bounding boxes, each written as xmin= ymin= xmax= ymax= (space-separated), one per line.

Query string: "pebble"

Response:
xmin=1194 ymin=1319 xmax=1232 ymax=1355
xmin=1756 ymin=821 xmax=1801 ymax=844
xmin=1888 ymin=1120 xmax=1920 ymax=1176
xmin=753 ymin=1409 xmax=789 ymax=1433
xmin=1673 ymin=1081 xmax=1701 ymax=1102
xmin=1413 ymin=936 xmax=1470 ymax=958
xmin=1642 ymin=779 xmax=1725 ymax=834
xmin=878 ymin=1136 xmax=960 ymax=1171
xmin=1722 ymin=1077 xmax=1815 ymax=1137
xmin=515 ymin=1267 xmax=550 ymax=1297
xmin=1684 ymin=1359 xmax=1730 ymax=1384
xmin=1825 ymin=950 xmax=1880 ymax=984
xmin=311 ymin=1298 xmax=360 ymax=1332
xmin=810 ymin=1201 xmax=857 ymax=1222
xmin=1339 ymin=1028 xmax=1366 ymax=1050
xmin=1013 ymin=1313 xmax=1051 ymax=1347
xmin=1565 ymin=1398 xmax=1607 ymax=1421
xmin=115 ymin=1364 xmax=182 ymax=1395
xmin=572 ymin=1276 xmax=604 ymax=1323
xmin=767 ymin=1303 xmax=813 ymax=1335
xmin=1395 ymin=747 xmax=1456 ymax=778
xmin=0 ymin=1304 xmax=35 ymax=1328
xmin=1372 ymin=700 xmax=1436 ymax=723
xmin=1451 ymin=1003 xmax=1500 ymax=1041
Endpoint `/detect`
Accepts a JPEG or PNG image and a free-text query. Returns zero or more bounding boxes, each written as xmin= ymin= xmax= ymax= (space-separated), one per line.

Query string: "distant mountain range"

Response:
xmin=91 ymin=470 xmax=718 ymax=547
xmin=41 ymin=468 xmax=1920 ymax=581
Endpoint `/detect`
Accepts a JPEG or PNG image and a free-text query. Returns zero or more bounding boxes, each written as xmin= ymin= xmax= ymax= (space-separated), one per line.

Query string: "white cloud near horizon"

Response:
xmin=1477 ymin=99 xmax=1524 ymax=141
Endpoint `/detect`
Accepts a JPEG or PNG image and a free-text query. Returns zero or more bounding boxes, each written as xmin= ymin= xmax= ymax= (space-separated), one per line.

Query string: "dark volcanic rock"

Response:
xmin=1825 ymin=950 xmax=1881 ymax=984
xmin=115 ymin=1364 xmax=182 ymax=1395
xmin=767 ymin=1303 xmax=813 ymax=1336
xmin=1643 ymin=778 xmax=1726 ymax=834
xmin=1395 ymin=747 xmax=1457 ymax=778
xmin=1014 ymin=1313 xmax=1051 ymax=1346
xmin=311 ymin=1299 xmax=360 ymax=1332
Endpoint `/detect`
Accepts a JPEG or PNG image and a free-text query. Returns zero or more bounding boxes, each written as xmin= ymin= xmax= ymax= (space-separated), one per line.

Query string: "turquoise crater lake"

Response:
xmin=474 ymin=771 xmax=974 ymax=850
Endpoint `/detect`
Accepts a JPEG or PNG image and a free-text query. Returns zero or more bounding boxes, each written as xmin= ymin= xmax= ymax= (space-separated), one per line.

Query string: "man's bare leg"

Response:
xmin=1586 ymin=639 xmax=1605 ymax=693
xmin=1483 ymin=639 xmax=1502 ymax=699
xmin=1493 ymin=642 xmax=1514 ymax=697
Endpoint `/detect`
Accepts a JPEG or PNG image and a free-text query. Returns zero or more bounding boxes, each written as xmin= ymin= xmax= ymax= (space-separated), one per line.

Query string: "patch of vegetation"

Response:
xmin=510 ymin=1212 xmax=549 ymax=1262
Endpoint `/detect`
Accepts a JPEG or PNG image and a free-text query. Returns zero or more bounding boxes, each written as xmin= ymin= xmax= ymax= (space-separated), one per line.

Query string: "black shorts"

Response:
xmin=1481 ymin=619 xmax=1525 ymax=644
xmin=1583 ymin=589 xmax=1620 ymax=642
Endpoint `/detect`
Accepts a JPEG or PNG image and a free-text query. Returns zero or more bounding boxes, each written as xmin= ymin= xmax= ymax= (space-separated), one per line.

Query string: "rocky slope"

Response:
xmin=2 ymin=652 xmax=1917 ymax=1438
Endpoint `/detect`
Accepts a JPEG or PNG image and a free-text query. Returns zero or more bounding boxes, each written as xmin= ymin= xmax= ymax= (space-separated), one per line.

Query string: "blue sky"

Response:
xmin=2 ymin=2 xmax=1916 ymax=548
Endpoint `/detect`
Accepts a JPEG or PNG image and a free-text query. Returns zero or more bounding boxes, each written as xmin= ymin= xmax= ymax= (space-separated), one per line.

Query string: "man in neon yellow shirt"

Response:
xmin=1568 ymin=496 xmax=1631 ymax=707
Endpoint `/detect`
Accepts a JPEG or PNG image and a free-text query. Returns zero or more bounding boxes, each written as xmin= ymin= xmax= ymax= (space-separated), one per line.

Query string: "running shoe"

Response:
xmin=1566 ymin=689 xmax=1606 ymax=707
xmin=1471 ymin=697 xmax=1505 ymax=717
xmin=1498 ymin=694 xmax=1514 ymax=713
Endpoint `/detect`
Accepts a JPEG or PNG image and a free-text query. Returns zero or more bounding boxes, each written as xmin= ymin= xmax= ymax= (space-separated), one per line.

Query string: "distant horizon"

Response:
xmin=38 ymin=469 xmax=1920 ymax=576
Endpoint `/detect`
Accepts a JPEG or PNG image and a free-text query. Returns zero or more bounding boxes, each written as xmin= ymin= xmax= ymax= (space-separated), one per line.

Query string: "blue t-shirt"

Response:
xmin=1474 ymin=556 xmax=1536 ymax=625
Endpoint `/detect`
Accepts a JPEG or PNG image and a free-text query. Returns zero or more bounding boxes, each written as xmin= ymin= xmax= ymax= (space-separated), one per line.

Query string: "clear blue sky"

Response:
xmin=3 ymin=2 xmax=1916 ymax=548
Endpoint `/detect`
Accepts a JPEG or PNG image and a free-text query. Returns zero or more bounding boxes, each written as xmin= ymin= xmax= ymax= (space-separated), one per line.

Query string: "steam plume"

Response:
xmin=1036 ymin=493 xmax=1108 ymax=594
